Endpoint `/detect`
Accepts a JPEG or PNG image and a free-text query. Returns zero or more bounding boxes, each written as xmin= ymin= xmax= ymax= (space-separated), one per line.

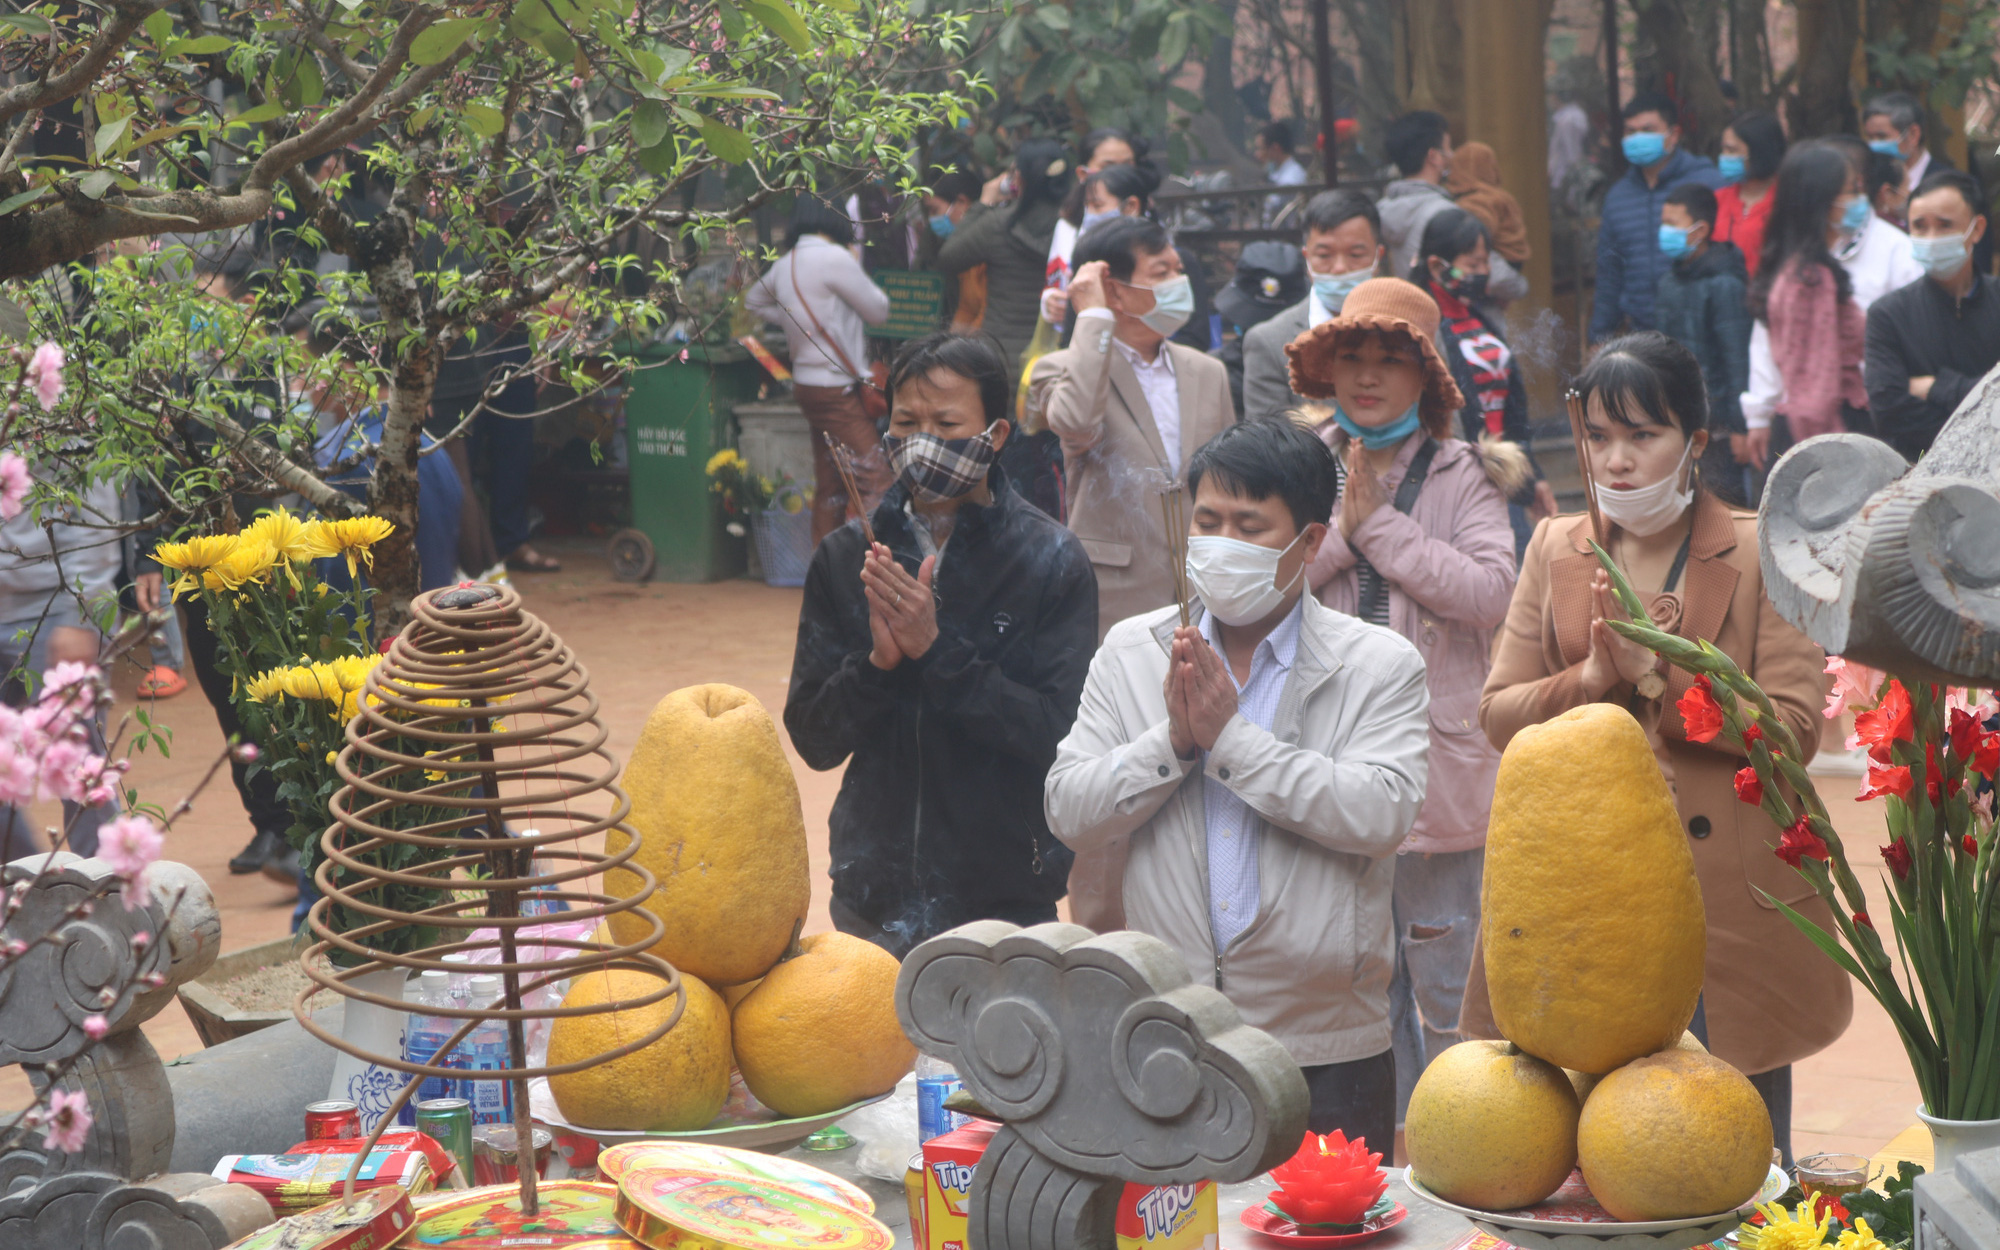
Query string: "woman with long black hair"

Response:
xmin=1741 ymin=141 xmax=1870 ymax=469
xmin=936 ymin=137 xmax=1075 ymax=372
xmin=1713 ymin=109 xmax=1785 ymax=278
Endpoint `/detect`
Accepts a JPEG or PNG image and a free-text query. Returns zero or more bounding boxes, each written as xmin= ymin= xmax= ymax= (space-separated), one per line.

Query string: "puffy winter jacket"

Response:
xmin=1590 ymin=149 xmax=1727 ymax=341
xmin=1653 ymin=242 xmax=1752 ymax=433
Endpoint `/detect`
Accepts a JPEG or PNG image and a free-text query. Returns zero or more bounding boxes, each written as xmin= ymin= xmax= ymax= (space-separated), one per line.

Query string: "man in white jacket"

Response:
xmin=1045 ymin=418 xmax=1430 ymax=1149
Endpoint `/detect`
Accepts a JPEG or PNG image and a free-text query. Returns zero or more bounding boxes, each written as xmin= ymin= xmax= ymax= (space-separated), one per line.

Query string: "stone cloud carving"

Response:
xmin=1760 ymin=366 xmax=2000 ymax=684
xmin=897 ymin=921 xmax=1308 ymax=1250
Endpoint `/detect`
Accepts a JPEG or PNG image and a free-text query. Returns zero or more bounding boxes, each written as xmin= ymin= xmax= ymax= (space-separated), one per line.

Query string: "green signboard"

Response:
xmin=868 ymin=269 xmax=946 ymax=339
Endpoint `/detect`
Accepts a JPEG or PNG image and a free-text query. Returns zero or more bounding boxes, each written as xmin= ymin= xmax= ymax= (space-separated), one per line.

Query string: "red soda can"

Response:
xmin=303 ymin=1100 xmax=361 ymax=1141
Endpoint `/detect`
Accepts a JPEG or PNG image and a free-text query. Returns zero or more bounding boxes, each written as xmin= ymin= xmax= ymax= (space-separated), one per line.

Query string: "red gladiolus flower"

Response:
xmin=1775 ymin=816 xmax=1830 ymax=868
xmin=1810 ymin=1191 xmax=1850 ymax=1223
xmin=1950 ymin=707 xmax=1981 ymax=760
xmin=1856 ymin=912 xmax=1875 ymax=930
xmin=1965 ymin=835 xmax=1980 ymax=857
xmin=1742 ymin=721 xmax=1765 ymax=749
xmin=1976 ymin=731 xmax=2000 ymax=778
xmin=1678 ymin=681 xmax=1725 ymax=744
xmin=1267 ymin=1130 xmax=1388 ymax=1228
xmin=1859 ymin=764 xmax=1913 ymax=802
xmin=1734 ymin=765 xmax=1763 ymax=805
xmin=1882 ymin=838 xmax=1912 ymax=880
xmin=1923 ymin=742 xmax=1963 ymax=803
xmin=1854 ymin=680 xmax=1914 ymax=764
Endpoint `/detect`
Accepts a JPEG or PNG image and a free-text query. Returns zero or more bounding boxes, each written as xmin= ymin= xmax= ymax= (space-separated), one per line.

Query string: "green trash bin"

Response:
xmin=613 ymin=341 xmax=765 ymax=582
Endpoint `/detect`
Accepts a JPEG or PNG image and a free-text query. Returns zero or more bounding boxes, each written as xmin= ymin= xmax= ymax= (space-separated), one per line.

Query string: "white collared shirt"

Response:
xmin=1198 ymin=598 xmax=1303 ymax=952
xmin=1904 ymin=148 xmax=1933 ymax=193
xmin=1079 ymin=308 xmax=1181 ymax=469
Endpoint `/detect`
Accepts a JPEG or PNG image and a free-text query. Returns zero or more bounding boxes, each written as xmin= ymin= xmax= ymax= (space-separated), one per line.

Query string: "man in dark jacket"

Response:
xmin=1654 ymin=183 xmax=1753 ymax=504
xmin=1865 ymin=170 xmax=2000 ymax=461
xmin=1590 ymin=92 xmax=1727 ymax=343
xmin=785 ymin=333 xmax=1098 ymax=956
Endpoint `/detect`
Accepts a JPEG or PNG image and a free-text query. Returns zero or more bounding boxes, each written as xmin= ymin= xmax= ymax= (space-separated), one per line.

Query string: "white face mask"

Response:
xmin=1595 ymin=440 xmax=1696 ymax=537
xmin=1186 ymin=530 xmax=1306 ymax=626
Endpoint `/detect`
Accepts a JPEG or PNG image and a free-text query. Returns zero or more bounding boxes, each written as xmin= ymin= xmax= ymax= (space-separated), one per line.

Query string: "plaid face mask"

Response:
xmin=883 ymin=424 xmax=1000 ymax=503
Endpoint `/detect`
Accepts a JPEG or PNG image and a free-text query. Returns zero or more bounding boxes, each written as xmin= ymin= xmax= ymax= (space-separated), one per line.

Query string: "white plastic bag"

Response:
xmin=838 ymin=1073 xmax=921 ymax=1181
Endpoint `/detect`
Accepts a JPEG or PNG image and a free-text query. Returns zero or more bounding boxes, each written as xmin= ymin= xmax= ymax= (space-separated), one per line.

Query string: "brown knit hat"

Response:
xmin=1285 ymin=277 xmax=1465 ymax=433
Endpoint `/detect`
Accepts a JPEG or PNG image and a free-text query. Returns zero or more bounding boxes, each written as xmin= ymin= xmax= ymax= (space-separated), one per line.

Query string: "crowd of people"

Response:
xmin=769 ymin=91 xmax=1997 ymax=1163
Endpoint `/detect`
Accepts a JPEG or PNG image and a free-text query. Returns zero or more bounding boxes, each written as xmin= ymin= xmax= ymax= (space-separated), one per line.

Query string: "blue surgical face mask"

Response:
xmin=928 ymin=214 xmax=954 ymax=239
xmin=1310 ymin=265 xmax=1370 ymax=310
xmin=1717 ymin=154 xmax=1745 ymax=184
xmin=1840 ymin=194 xmax=1871 ymax=234
xmin=1079 ymin=207 xmax=1120 ymax=236
xmin=1911 ymin=229 xmax=1971 ymax=278
xmin=1333 ymin=401 xmax=1423 ymax=450
xmin=1658 ymin=223 xmax=1692 ymax=259
xmin=1868 ymin=139 xmax=1903 ymax=157
xmin=1622 ymin=131 xmax=1668 ymax=167
xmin=1132 ymin=274 xmax=1194 ymax=337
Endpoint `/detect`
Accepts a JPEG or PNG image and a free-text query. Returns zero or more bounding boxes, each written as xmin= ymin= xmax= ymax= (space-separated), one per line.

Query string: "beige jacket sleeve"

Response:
xmin=1480 ymin=516 xmax=1592 ymax=751
xmin=1028 ymin=315 xmax=1118 ymax=457
xmin=1044 ymin=643 xmax=1198 ymax=854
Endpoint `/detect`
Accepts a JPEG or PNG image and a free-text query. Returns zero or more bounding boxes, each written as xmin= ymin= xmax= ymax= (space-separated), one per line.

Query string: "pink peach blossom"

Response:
xmin=0 ymin=452 xmax=29 ymax=521
xmin=82 ymin=1014 xmax=108 ymax=1040
xmin=24 ymin=342 xmax=64 ymax=410
xmin=97 ymin=814 xmax=163 ymax=910
xmin=37 ymin=1088 xmax=92 ymax=1152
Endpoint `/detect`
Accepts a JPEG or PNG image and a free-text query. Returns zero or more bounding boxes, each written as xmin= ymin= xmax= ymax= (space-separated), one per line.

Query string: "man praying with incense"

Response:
xmin=784 ymin=333 xmax=1099 ymax=957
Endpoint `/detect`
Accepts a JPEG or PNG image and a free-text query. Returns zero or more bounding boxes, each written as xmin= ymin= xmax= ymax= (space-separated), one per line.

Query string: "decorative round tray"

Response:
xmin=537 ymin=1093 xmax=890 ymax=1155
xmin=409 ymin=1181 xmax=638 ymax=1249
xmin=1240 ymin=1200 xmax=1408 ymax=1245
xmin=1401 ymin=1164 xmax=1785 ymax=1250
xmin=596 ymin=1142 xmax=874 ymax=1213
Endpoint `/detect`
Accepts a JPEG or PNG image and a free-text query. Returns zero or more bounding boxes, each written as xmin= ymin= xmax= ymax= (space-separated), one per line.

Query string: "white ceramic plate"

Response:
xmin=1400 ymin=1164 xmax=1786 ymax=1235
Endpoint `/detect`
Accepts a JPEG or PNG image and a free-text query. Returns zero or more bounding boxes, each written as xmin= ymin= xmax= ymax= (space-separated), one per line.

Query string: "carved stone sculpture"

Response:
xmin=897 ymin=921 xmax=1309 ymax=1250
xmin=0 ymin=853 xmax=268 ymax=1247
xmin=1760 ymin=366 xmax=2000 ymax=684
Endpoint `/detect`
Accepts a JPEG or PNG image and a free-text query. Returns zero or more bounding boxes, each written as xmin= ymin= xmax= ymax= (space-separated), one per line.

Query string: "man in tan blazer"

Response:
xmin=1026 ymin=215 xmax=1236 ymax=930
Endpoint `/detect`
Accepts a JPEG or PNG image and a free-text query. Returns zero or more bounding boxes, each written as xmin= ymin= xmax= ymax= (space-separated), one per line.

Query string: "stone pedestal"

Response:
xmin=735 ymin=397 xmax=815 ymax=494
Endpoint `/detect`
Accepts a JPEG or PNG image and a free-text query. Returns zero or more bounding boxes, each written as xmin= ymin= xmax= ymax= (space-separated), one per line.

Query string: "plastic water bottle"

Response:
xmin=441 ymin=953 xmax=472 ymax=1007
xmin=455 ymin=974 xmax=515 ymax=1126
xmin=399 ymin=970 xmax=456 ymax=1127
xmin=915 ymin=1052 xmax=966 ymax=1143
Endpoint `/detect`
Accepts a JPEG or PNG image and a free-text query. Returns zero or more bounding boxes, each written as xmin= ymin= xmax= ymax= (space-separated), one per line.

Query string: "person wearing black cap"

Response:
xmin=1241 ymin=190 xmax=1384 ymax=422
xmin=1214 ymin=241 xmax=1307 ymax=419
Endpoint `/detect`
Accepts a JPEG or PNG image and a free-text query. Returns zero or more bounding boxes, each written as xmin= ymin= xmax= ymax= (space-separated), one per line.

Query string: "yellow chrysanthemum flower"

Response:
xmin=325 ymin=750 xmax=338 ymax=765
xmin=152 ymin=534 xmax=239 ymax=572
xmin=243 ymin=509 xmax=320 ymax=563
xmin=1833 ymin=1218 xmax=1886 ymax=1250
xmin=243 ymin=669 xmax=288 ymax=703
xmin=309 ymin=516 xmax=395 ymax=577
xmin=705 ymin=448 xmax=745 ymax=476
xmin=1738 ymin=1199 xmax=1831 ymax=1250
xmin=202 ymin=538 xmax=277 ymax=592
xmin=330 ymin=653 xmax=382 ymax=693
xmin=281 ymin=663 xmax=344 ymax=703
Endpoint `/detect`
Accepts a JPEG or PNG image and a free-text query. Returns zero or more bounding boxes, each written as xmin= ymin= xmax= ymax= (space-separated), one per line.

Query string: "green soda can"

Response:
xmin=414 ymin=1097 xmax=476 ymax=1188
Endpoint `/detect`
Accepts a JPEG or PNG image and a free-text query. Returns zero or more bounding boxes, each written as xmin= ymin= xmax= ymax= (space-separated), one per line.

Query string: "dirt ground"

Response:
xmin=0 ymin=537 xmax=1920 ymax=1163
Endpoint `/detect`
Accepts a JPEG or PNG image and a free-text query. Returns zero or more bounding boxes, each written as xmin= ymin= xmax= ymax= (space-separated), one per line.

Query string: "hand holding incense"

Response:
xmin=1564 ymin=389 xmax=1608 ymax=552
xmin=822 ymin=432 xmax=877 ymax=546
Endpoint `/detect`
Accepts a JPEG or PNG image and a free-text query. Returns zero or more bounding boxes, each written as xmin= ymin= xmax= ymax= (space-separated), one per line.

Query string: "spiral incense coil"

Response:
xmin=295 ymin=581 xmax=683 ymax=1109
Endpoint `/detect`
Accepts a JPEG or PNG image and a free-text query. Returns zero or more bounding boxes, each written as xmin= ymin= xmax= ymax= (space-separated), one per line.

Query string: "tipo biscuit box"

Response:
xmin=921 ymin=1121 xmax=1218 ymax=1250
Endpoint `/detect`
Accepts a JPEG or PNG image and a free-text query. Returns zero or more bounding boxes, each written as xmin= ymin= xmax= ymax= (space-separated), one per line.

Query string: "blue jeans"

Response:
xmin=1390 ymin=847 xmax=1485 ymax=1125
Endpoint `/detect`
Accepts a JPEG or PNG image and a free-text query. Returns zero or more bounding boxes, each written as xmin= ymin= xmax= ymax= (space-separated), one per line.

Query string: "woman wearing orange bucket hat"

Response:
xmin=1286 ymin=277 xmax=1528 ymax=1131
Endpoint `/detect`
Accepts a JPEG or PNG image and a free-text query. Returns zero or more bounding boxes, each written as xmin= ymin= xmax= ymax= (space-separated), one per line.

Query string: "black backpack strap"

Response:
xmin=1356 ymin=437 xmax=1440 ymax=622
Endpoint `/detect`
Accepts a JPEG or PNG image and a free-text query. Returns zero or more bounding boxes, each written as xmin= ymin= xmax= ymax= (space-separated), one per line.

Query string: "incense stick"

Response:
xmin=1564 ymin=389 xmax=1608 ymax=551
xmin=1160 ymin=481 xmax=1191 ymax=628
xmin=822 ymin=432 xmax=876 ymax=546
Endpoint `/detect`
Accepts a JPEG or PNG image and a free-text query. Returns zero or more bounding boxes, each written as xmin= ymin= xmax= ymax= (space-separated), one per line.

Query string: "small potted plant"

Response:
xmin=707 ymin=450 xmax=814 ymax=587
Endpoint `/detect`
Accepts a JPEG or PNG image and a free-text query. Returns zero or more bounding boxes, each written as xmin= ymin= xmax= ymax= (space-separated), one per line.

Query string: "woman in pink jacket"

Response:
xmin=1285 ymin=277 xmax=1526 ymax=1127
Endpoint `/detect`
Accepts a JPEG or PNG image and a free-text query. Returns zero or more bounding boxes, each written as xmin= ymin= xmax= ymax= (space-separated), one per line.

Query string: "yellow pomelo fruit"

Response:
xmin=721 ymin=979 xmax=761 ymax=1011
xmin=1566 ymin=1033 xmax=1701 ymax=1106
xmin=1406 ymin=1040 xmax=1580 ymax=1210
xmin=732 ymin=933 xmax=917 ymax=1117
xmin=547 ymin=970 xmax=731 ymax=1131
xmin=607 ymin=685 xmax=810 ymax=986
xmin=1484 ymin=703 xmax=1704 ymax=1074
xmin=1577 ymin=1049 xmax=1773 ymax=1221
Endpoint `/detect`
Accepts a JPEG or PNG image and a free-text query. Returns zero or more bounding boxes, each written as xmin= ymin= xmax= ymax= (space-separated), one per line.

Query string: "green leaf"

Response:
xmin=463 ymin=101 xmax=504 ymax=137
xmin=538 ymin=27 xmax=577 ymax=63
xmin=228 ymin=102 xmax=285 ymax=128
xmin=0 ymin=12 xmax=53 ymax=36
xmin=678 ymin=84 xmax=781 ymax=100
xmin=0 ymin=185 xmax=44 ymax=217
xmin=1156 ymin=17 xmax=1188 ymax=67
xmin=271 ymin=48 xmax=326 ymax=108
xmin=94 ymin=116 xmax=130 ymax=156
xmin=631 ymin=47 xmax=665 ymax=81
xmin=168 ymin=34 xmax=233 ymax=54
xmin=718 ymin=0 xmax=747 ymax=40
xmin=656 ymin=45 xmax=693 ymax=81
xmin=821 ymin=0 xmax=858 ymax=11
xmin=698 ymin=117 xmax=752 ymax=164
xmin=740 ymin=0 xmax=809 ymax=51
xmin=411 ymin=16 xmax=480 ymax=65
xmin=1033 ymin=5 xmax=1069 ymax=30
xmin=632 ymin=98 xmax=672 ymax=148
xmin=145 ymin=9 xmax=173 ymax=45
xmin=77 ymin=169 xmax=117 ymax=200
xmin=637 ymin=138 xmax=678 ymax=176
xmin=672 ymin=105 xmax=703 ymax=126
